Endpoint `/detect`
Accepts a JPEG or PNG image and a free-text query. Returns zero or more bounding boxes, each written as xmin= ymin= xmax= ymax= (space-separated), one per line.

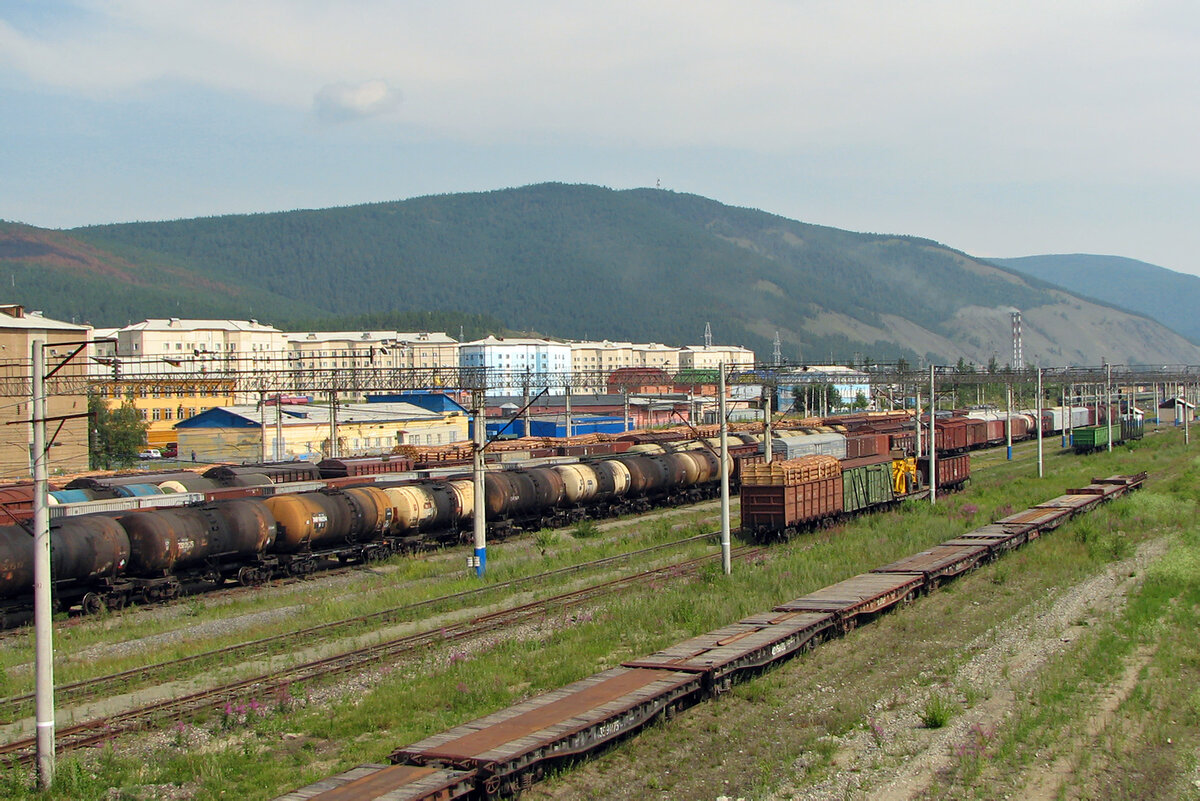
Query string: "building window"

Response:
xmin=151 ymin=409 xmax=161 ymax=421
xmin=163 ymin=409 xmax=173 ymax=420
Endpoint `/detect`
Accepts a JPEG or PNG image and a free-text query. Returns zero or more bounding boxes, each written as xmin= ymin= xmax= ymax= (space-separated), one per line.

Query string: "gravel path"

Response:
xmin=770 ymin=537 xmax=1167 ymax=801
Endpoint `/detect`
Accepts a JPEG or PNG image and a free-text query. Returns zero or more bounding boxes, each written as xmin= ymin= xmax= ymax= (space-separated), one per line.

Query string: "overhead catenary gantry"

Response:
xmin=8 ymin=351 xmax=1200 ymax=399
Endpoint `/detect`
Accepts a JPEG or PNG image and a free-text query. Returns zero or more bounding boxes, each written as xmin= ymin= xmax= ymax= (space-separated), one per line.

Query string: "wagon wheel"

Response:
xmin=238 ymin=566 xmax=258 ymax=586
xmin=483 ymin=775 xmax=502 ymax=798
xmin=81 ymin=592 xmax=105 ymax=615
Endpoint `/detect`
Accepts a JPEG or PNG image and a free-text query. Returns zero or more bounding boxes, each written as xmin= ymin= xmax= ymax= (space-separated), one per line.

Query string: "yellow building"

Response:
xmin=174 ymin=401 xmax=469 ymax=463
xmin=91 ymin=378 xmax=237 ymax=449
xmin=0 ymin=305 xmax=91 ymax=478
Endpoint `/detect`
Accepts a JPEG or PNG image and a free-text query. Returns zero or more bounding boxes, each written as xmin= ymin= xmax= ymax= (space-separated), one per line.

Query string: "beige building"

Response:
xmin=0 ymin=305 xmax=91 ymax=478
xmin=393 ymin=332 xmax=459 ymax=369
xmin=283 ymin=330 xmax=459 ymax=371
xmin=679 ymin=344 xmax=756 ymax=370
xmin=174 ymin=401 xmax=469 ymax=463
xmin=570 ymin=340 xmax=636 ymax=373
xmin=633 ymin=342 xmax=685 ymax=371
xmin=567 ymin=340 xmax=753 ymax=387
xmin=117 ymin=318 xmax=288 ymax=368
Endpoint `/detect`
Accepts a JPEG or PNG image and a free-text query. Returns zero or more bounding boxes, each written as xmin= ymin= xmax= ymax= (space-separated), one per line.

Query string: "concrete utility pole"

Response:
xmin=718 ymin=363 xmax=731 ymax=575
xmin=914 ymin=383 xmax=922 ymax=464
xmin=622 ymin=389 xmax=630 ymax=433
xmin=1061 ymin=386 xmax=1068 ymax=450
xmin=1005 ymin=383 xmax=1012 ymax=461
xmin=763 ymin=387 xmax=772 ymax=464
xmin=1036 ymin=367 xmax=1044 ymax=478
xmin=929 ymin=365 xmax=936 ymax=505
xmin=31 ymin=338 xmax=54 ymax=789
xmin=329 ymin=390 xmax=339 ymax=458
xmin=1067 ymin=383 xmax=1075 ymax=447
xmin=259 ymin=392 xmax=269 ymax=463
xmin=471 ymin=389 xmax=487 ymax=577
xmin=564 ymin=385 xmax=572 ymax=439
xmin=1106 ymin=364 xmax=1113 ymax=454
xmin=275 ymin=393 xmax=284 ymax=461
xmin=521 ymin=370 xmax=531 ymax=437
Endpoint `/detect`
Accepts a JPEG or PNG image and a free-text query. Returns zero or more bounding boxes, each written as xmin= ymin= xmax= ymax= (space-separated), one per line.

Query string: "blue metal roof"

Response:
xmin=367 ymin=392 xmax=467 ymax=414
xmin=174 ymin=408 xmax=262 ymax=429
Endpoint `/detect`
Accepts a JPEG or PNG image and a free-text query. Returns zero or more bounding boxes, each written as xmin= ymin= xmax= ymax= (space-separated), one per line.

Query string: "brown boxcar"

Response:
xmin=740 ymin=474 xmax=844 ymax=537
xmin=962 ymin=418 xmax=987 ymax=449
xmin=205 ymin=462 xmax=322 ymax=485
xmin=933 ymin=419 xmax=969 ymax=453
xmin=317 ymin=455 xmax=415 ymax=478
xmin=917 ymin=454 xmax=970 ymax=490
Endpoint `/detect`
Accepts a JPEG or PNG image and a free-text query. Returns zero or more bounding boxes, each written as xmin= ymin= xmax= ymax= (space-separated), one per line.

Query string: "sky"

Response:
xmin=2 ymin=1 xmax=1199 ymax=275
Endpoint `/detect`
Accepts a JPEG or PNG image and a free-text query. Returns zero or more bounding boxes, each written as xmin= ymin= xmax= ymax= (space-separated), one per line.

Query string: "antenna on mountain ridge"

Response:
xmin=773 ymin=331 xmax=782 ymax=365
xmin=704 ymin=322 xmax=712 ymax=348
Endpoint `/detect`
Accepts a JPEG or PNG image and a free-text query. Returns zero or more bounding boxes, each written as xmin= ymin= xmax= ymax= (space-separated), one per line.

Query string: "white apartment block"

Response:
xmin=460 ymin=336 xmax=572 ymax=395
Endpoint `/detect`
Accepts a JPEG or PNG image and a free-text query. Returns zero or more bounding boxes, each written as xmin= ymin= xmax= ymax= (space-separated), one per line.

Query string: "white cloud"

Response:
xmin=313 ymin=79 xmax=400 ymax=122
xmin=2 ymin=1 xmax=1199 ymax=269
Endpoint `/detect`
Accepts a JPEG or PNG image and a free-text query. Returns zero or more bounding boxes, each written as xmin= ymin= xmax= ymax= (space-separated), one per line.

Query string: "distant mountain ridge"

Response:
xmin=991 ymin=254 xmax=1200 ymax=345
xmin=2 ymin=184 xmax=1198 ymax=366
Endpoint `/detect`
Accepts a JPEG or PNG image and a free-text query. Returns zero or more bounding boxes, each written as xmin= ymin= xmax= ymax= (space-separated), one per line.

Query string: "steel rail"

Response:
xmin=0 ymin=531 xmax=717 ymax=722
xmin=0 ymin=545 xmax=760 ymax=765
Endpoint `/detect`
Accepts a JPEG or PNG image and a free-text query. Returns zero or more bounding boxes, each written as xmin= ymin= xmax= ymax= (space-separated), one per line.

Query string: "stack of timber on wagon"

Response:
xmin=741 ymin=455 xmax=841 ymax=486
xmin=740 ymin=456 xmax=843 ymax=538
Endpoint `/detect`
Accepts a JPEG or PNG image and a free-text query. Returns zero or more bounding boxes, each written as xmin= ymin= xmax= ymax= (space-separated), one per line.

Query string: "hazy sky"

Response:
xmin=3 ymin=1 xmax=1198 ymax=274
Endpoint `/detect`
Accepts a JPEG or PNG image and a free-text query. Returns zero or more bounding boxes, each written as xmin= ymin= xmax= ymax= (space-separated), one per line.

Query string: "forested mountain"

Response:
xmin=992 ymin=254 xmax=1200 ymax=345
xmin=0 ymin=221 xmax=323 ymax=325
xmin=3 ymin=184 xmax=1198 ymax=366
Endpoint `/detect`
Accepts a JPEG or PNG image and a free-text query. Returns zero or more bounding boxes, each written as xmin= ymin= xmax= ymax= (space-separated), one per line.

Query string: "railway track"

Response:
xmin=0 ymin=532 xmax=719 ymax=724
xmin=0 ymin=543 xmax=761 ymax=766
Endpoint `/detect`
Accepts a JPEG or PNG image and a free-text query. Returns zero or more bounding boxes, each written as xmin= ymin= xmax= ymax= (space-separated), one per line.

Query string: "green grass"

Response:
xmin=0 ymin=505 xmax=727 ymax=700
xmin=920 ymin=692 xmax=958 ymax=729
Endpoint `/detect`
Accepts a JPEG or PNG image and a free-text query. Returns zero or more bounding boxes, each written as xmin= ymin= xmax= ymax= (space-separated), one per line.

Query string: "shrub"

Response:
xmin=920 ymin=692 xmax=957 ymax=729
xmin=571 ymin=520 xmax=600 ymax=539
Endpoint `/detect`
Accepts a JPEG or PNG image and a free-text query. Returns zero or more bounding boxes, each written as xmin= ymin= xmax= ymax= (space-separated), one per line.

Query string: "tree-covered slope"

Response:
xmin=0 ymin=221 xmax=324 ymax=326
xmin=992 ymin=254 xmax=1200 ymax=344
xmin=5 ymin=184 xmax=1196 ymax=366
